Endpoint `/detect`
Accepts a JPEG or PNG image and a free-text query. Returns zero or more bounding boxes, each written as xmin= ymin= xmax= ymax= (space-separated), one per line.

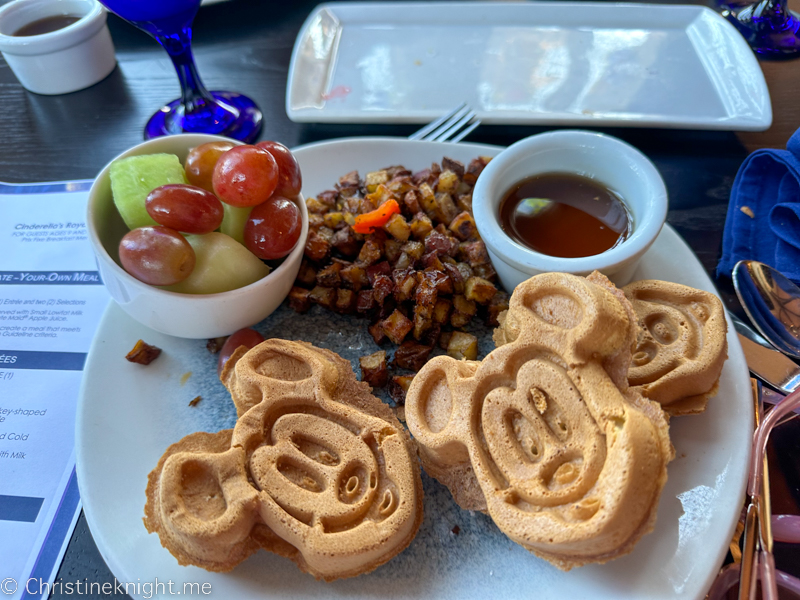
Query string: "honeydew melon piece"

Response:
xmin=164 ymin=232 xmax=270 ymax=295
xmin=219 ymin=204 xmax=253 ymax=245
xmin=110 ymin=154 xmax=188 ymax=230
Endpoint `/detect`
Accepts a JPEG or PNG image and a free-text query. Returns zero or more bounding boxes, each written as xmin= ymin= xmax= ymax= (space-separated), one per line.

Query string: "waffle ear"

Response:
xmin=624 ymin=280 xmax=727 ymax=415
xmin=406 ymin=356 xmax=477 ymax=468
xmin=222 ymin=340 xmax=338 ymax=417
xmin=144 ymin=430 xmax=260 ymax=572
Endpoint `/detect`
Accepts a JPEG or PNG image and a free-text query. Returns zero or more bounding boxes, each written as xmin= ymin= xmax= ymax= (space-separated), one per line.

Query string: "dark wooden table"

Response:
xmin=0 ymin=0 xmax=798 ymax=597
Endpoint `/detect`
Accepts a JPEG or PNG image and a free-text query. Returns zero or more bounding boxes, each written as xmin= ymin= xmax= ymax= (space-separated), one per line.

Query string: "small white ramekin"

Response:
xmin=0 ymin=0 xmax=116 ymax=95
xmin=87 ymin=134 xmax=309 ymax=339
xmin=473 ymin=130 xmax=667 ymax=291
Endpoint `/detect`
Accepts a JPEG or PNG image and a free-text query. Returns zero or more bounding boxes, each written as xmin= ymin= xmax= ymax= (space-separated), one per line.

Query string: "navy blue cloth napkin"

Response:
xmin=718 ymin=128 xmax=800 ymax=283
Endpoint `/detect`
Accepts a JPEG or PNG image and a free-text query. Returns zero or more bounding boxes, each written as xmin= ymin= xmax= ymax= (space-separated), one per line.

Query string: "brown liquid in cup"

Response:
xmin=499 ymin=173 xmax=631 ymax=259
xmin=12 ymin=15 xmax=81 ymax=37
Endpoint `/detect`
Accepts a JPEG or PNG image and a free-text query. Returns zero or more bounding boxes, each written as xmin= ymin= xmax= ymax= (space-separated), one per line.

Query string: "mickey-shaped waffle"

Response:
xmin=406 ymin=272 xmax=673 ymax=570
xmin=623 ymin=280 xmax=728 ymax=416
xmin=144 ymin=340 xmax=423 ymax=580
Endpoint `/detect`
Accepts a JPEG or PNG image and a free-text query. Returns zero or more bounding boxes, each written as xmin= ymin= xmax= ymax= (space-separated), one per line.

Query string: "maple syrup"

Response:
xmin=12 ymin=15 xmax=81 ymax=37
xmin=499 ymin=173 xmax=631 ymax=259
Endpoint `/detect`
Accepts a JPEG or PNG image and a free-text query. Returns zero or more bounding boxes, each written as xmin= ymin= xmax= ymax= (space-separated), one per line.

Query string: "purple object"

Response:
xmin=773 ymin=514 xmax=800 ymax=543
xmin=99 ymin=0 xmax=262 ymax=142
xmin=723 ymin=0 xmax=800 ymax=59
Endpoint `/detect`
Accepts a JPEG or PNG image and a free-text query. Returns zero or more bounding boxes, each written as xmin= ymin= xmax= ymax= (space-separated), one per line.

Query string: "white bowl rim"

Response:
xmin=86 ymin=133 xmax=309 ymax=304
xmin=472 ymin=129 xmax=667 ymax=274
xmin=0 ymin=0 xmax=106 ymax=52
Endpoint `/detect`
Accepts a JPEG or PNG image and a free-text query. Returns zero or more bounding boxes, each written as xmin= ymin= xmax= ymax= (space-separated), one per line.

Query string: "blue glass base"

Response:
xmin=144 ymin=91 xmax=263 ymax=143
xmin=724 ymin=4 xmax=800 ymax=59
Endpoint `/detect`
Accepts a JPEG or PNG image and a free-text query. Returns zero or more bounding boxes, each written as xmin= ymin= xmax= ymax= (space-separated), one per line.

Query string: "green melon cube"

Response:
xmin=109 ymin=154 xmax=188 ymax=230
xmin=164 ymin=232 xmax=270 ymax=295
xmin=219 ymin=204 xmax=254 ymax=245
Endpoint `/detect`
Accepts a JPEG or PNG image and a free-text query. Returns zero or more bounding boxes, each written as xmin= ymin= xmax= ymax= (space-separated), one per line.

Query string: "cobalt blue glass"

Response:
xmin=99 ymin=0 xmax=263 ymax=141
xmin=722 ymin=0 xmax=800 ymax=59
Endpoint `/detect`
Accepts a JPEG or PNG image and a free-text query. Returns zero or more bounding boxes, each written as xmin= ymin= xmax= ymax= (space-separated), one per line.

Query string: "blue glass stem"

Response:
xmin=154 ymin=28 xmax=238 ymax=133
xmin=725 ymin=0 xmax=800 ymax=58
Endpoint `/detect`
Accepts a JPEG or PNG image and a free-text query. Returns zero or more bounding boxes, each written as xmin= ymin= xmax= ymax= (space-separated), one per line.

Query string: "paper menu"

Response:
xmin=0 ymin=180 xmax=109 ymax=600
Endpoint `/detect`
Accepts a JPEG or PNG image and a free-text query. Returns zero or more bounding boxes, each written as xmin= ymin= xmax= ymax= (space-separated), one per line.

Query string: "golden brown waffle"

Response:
xmin=624 ymin=280 xmax=728 ymax=416
xmin=406 ymin=272 xmax=673 ymax=570
xmin=144 ymin=339 xmax=423 ymax=580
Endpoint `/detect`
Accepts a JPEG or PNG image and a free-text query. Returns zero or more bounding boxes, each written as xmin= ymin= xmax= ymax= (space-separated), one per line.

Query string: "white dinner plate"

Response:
xmin=76 ymin=138 xmax=752 ymax=600
xmin=286 ymin=2 xmax=771 ymax=131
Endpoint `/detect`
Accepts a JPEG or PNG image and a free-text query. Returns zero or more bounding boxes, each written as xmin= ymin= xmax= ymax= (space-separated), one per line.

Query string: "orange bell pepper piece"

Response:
xmin=352 ymin=199 xmax=401 ymax=234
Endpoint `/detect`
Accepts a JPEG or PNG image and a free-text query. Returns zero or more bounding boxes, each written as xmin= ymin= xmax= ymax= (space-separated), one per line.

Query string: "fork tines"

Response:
xmin=409 ymin=103 xmax=481 ymax=143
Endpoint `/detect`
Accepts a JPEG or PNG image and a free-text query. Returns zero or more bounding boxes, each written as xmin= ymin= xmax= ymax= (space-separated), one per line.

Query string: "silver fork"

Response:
xmin=408 ymin=102 xmax=481 ymax=143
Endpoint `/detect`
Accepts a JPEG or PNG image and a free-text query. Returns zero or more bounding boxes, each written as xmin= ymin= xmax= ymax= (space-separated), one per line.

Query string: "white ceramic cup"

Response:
xmin=87 ymin=134 xmax=309 ymax=339
xmin=0 ymin=0 xmax=116 ymax=95
xmin=472 ymin=130 xmax=668 ymax=291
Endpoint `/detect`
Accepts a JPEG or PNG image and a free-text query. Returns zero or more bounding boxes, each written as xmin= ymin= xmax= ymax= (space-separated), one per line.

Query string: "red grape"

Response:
xmin=244 ymin=196 xmax=302 ymax=260
xmin=255 ymin=140 xmax=302 ymax=198
xmin=119 ymin=226 xmax=196 ymax=286
xmin=217 ymin=327 xmax=264 ymax=377
xmin=185 ymin=141 xmax=235 ymax=192
xmin=212 ymin=145 xmax=279 ymax=207
xmin=146 ymin=184 xmax=224 ymax=234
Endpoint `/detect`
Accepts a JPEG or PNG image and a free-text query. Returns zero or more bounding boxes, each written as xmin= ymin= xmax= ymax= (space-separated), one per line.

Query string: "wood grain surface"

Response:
xmin=0 ymin=0 xmax=797 ymax=597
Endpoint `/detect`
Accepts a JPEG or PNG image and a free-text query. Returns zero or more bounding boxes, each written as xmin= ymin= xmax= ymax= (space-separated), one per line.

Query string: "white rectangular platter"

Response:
xmin=286 ymin=2 xmax=771 ymax=131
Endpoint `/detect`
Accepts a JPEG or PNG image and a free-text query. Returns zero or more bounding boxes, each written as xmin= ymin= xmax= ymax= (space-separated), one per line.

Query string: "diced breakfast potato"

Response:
xmin=360 ymin=351 xmax=389 ymax=387
xmin=436 ymin=169 xmax=460 ymax=195
xmin=335 ymin=288 xmax=356 ymax=313
xmin=464 ymin=276 xmax=497 ymax=304
xmin=388 ymin=375 xmax=414 ymax=404
xmin=365 ymin=170 xmax=389 ymax=193
xmin=316 ymin=262 xmax=342 ymax=288
xmin=393 ymin=341 xmax=433 ymax=372
xmin=309 ymin=286 xmax=336 ymax=310
xmin=442 ymin=157 xmax=465 ymax=179
xmin=384 ymin=239 xmax=403 ymax=264
xmin=433 ymin=298 xmax=452 ymax=324
xmin=324 ymin=211 xmax=345 ymax=230
xmin=410 ymin=213 xmax=434 ymax=240
xmin=368 ymin=319 xmax=385 ymax=343
xmin=449 ymin=211 xmax=478 ymax=241
xmin=383 ymin=213 xmax=411 ymax=242
xmin=453 ymin=294 xmax=477 ymax=316
xmin=459 ymin=240 xmax=490 ymax=266
xmin=447 ymin=332 xmax=478 ymax=361
xmin=472 ymin=262 xmax=497 ymax=282
xmin=366 ymin=184 xmax=394 ymax=208
xmin=419 ymin=182 xmax=438 ymax=215
xmin=404 ymin=190 xmax=422 ymax=214
xmin=341 ymin=264 xmax=368 ymax=291
xmin=434 ymin=192 xmax=459 ymax=225
xmin=306 ymin=197 xmax=329 ymax=214
xmin=305 ymin=230 xmax=331 ymax=262
xmin=487 ymin=291 xmax=510 ymax=326
xmin=381 ymin=309 xmax=413 ymax=345
xmin=357 ymin=234 xmax=384 ymax=265
xmin=288 ymin=286 xmax=312 ymax=313
xmin=353 ymin=287 xmax=373 ymax=310
xmin=412 ymin=309 xmax=431 ymax=341
xmin=295 ymin=260 xmax=317 ymax=287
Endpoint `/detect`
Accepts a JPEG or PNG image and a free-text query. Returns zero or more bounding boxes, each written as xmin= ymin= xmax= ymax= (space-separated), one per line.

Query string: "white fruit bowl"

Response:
xmin=87 ymin=134 xmax=308 ymax=339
